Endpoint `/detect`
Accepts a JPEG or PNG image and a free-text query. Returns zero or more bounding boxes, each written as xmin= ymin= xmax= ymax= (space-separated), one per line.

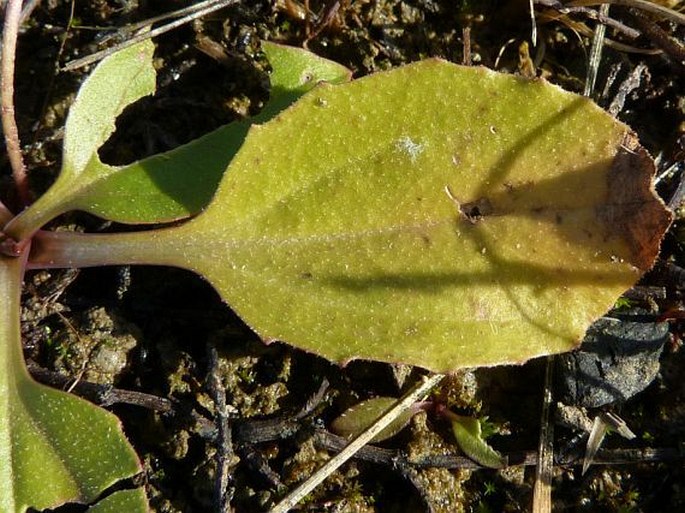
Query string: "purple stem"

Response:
xmin=27 ymin=229 xmax=189 ymax=270
xmin=1 ymin=0 xmax=31 ymax=207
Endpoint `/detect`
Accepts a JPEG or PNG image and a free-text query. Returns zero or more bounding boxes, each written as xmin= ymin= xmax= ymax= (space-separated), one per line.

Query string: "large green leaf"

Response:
xmin=28 ymin=61 xmax=671 ymax=372
xmin=0 ymin=255 xmax=145 ymax=512
xmin=5 ymin=42 xmax=350 ymax=238
xmin=168 ymin=60 xmax=670 ymax=371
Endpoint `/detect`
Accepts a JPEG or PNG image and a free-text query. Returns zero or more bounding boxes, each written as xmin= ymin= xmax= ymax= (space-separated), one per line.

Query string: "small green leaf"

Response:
xmin=449 ymin=414 xmax=507 ymax=469
xmin=5 ymin=42 xmax=350 ymax=237
xmin=5 ymin=39 xmax=156 ymax=240
xmin=157 ymin=60 xmax=670 ymax=371
xmin=331 ymin=397 xmax=421 ymax=443
xmin=0 ymin=256 xmax=145 ymax=512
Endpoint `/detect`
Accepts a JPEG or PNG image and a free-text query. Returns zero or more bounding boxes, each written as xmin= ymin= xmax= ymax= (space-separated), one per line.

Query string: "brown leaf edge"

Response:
xmin=601 ymin=132 xmax=673 ymax=271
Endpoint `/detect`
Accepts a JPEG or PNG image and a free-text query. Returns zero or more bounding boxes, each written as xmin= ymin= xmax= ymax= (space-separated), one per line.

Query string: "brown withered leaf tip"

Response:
xmin=602 ymin=133 xmax=673 ymax=271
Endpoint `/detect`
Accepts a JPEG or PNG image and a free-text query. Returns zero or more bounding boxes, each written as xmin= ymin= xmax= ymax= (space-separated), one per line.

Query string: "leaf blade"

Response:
xmin=0 ymin=256 xmax=145 ymax=512
xmin=172 ymin=60 xmax=670 ymax=371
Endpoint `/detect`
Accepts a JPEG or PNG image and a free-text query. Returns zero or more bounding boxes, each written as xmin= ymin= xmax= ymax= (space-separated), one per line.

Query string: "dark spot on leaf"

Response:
xmin=460 ymin=198 xmax=493 ymax=223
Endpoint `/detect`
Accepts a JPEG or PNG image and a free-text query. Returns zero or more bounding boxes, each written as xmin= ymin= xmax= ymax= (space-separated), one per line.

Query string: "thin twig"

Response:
xmin=26 ymin=359 xmax=175 ymax=412
xmin=584 ymin=4 xmax=610 ymax=97
xmin=569 ymin=0 xmax=685 ymax=26
xmin=1 ymin=0 xmax=31 ymax=207
xmin=61 ymin=0 xmax=237 ymax=72
xmin=314 ymin=431 xmax=684 ymax=468
xmin=530 ymin=0 xmax=538 ymax=46
xmin=19 ymin=0 xmax=41 ymax=24
xmin=268 ymin=373 xmax=445 ymax=513
xmin=551 ymin=5 xmax=641 ymax=38
xmin=537 ymin=7 xmax=660 ymax=54
xmin=532 ymin=357 xmax=555 ymax=513
xmin=207 ymin=342 xmax=234 ymax=512
xmin=630 ymin=8 xmax=685 ymax=71
xmin=462 ymin=26 xmax=471 ymax=66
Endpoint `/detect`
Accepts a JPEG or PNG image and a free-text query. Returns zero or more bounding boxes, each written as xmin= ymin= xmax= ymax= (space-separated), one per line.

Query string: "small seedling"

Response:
xmin=0 ymin=37 xmax=672 ymax=511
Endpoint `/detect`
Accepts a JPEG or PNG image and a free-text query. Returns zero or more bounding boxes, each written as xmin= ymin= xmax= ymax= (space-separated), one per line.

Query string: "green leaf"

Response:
xmin=449 ymin=413 xmax=507 ymax=469
xmin=160 ymin=60 xmax=670 ymax=372
xmin=5 ymin=39 xmax=157 ymax=240
xmin=27 ymin=61 xmax=671 ymax=372
xmin=331 ymin=397 xmax=421 ymax=443
xmin=5 ymin=42 xmax=350 ymax=237
xmin=0 ymin=256 xmax=145 ymax=512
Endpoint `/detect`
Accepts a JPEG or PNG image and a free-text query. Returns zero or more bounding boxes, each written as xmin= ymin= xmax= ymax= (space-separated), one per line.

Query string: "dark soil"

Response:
xmin=7 ymin=1 xmax=685 ymax=512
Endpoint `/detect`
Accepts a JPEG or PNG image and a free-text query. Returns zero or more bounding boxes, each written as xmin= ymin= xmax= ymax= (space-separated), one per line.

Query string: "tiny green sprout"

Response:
xmin=478 ymin=416 xmax=499 ymax=440
xmin=483 ymin=481 xmax=497 ymax=497
xmin=641 ymin=431 xmax=655 ymax=443
xmin=613 ymin=296 xmax=635 ymax=311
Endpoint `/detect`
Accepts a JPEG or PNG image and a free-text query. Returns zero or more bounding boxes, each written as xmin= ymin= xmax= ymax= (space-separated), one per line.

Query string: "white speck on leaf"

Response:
xmin=395 ymin=136 xmax=425 ymax=163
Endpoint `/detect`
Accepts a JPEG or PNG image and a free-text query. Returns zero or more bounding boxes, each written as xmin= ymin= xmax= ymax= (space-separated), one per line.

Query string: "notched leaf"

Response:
xmin=5 ymin=41 xmax=352 ymax=235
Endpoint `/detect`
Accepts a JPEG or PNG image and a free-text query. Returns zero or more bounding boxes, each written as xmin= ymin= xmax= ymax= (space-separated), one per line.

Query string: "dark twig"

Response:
xmin=1 ymin=0 xmax=31 ymax=207
xmin=27 ymin=360 xmax=174 ymax=411
xmin=623 ymin=285 xmax=667 ymax=300
xmin=629 ymin=9 xmax=685 ymax=73
xmin=569 ymin=0 xmax=685 ymax=26
xmin=207 ymin=342 xmax=235 ymax=512
xmin=314 ymin=429 xmax=683 ymax=469
xmin=533 ymin=357 xmax=555 ymax=513
xmin=233 ymin=378 xmax=329 ymax=444
xmin=238 ymin=446 xmax=285 ymax=490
